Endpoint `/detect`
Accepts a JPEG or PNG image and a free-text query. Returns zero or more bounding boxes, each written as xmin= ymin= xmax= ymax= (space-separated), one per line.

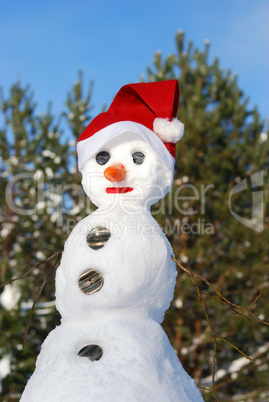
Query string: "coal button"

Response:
xmin=78 ymin=269 xmax=103 ymax=295
xmin=87 ymin=226 xmax=111 ymax=250
xmin=78 ymin=344 xmax=103 ymax=361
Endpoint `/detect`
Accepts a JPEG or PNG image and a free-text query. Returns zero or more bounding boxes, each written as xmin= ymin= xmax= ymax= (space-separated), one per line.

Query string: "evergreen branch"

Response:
xmin=172 ymin=256 xmax=269 ymax=325
xmin=184 ymin=262 xmax=219 ymax=401
xmin=215 ymin=335 xmax=252 ymax=362
xmin=200 ymin=342 xmax=269 ymax=389
xmin=23 ymin=252 xmax=62 ymax=348
xmin=173 ymin=256 xmax=258 ymax=359
xmin=0 ymin=250 xmax=63 ymax=289
xmin=200 ymin=291 xmax=252 ymax=321
xmin=172 ymin=256 xmax=263 ymax=401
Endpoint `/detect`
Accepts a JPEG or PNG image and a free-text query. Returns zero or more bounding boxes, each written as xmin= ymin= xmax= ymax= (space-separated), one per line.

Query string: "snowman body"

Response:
xmin=20 ymin=317 xmax=202 ymax=402
xmin=21 ymin=82 xmax=204 ymax=401
xmin=56 ymin=207 xmax=176 ymax=322
xmin=21 ymin=209 xmax=202 ymax=402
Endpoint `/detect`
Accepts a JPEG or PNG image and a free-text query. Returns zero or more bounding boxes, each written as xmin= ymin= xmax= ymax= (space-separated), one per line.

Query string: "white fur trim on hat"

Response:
xmin=153 ymin=118 xmax=184 ymax=143
xmin=77 ymin=121 xmax=175 ymax=174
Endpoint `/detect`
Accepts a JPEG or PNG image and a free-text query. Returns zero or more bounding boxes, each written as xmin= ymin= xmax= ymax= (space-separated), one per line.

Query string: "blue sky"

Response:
xmin=0 ymin=0 xmax=268 ymax=126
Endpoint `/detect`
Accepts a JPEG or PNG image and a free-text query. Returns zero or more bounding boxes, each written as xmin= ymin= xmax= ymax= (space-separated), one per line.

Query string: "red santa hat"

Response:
xmin=77 ymin=80 xmax=184 ymax=173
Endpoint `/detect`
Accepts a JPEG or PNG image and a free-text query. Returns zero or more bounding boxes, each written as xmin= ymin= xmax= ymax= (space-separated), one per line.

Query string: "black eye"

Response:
xmin=132 ymin=152 xmax=145 ymax=165
xmin=96 ymin=151 xmax=110 ymax=165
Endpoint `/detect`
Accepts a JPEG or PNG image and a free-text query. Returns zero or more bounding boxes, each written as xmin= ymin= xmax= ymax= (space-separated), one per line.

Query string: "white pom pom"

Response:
xmin=153 ymin=118 xmax=184 ymax=143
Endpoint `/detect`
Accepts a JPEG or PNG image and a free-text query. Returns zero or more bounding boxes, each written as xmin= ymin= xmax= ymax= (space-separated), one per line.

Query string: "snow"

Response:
xmin=9 ymin=156 xmax=19 ymax=165
xmin=174 ymin=298 xmax=183 ymax=309
xmin=36 ymin=201 xmax=46 ymax=210
xmin=181 ymin=347 xmax=189 ymax=356
xmin=260 ymin=132 xmax=268 ymax=142
xmin=42 ymin=150 xmax=56 ymax=159
xmin=36 ymin=251 xmax=46 ymax=260
xmin=1 ymin=170 xmax=9 ymax=178
xmin=50 ymin=211 xmax=60 ymax=223
xmin=35 ymin=301 xmax=55 ymax=316
xmin=81 ymin=133 xmax=172 ymax=209
xmin=34 ymin=169 xmax=43 ymax=180
xmin=21 ymin=316 xmax=203 ymax=402
xmin=55 ymin=207 xmax=176 ymax=322
xmin=0 ymin=355 xmax=11 ymax=393
xmin=20 ymin=300 xmax=55 ymax=315
xmin=21 ymin=130 xmax=203 ymax=401
xmin=0 ymin=284 xmax=20 ymax=310
xmin=200 ymin=342 xmax=269 ymax=387
xmin=45 ymin=167 xmax=54 ymax=178
xmin=0 ymin=222 xmax=13 ymax=238
xmin=21 ymin=300 xmax=34 ymax=312
xmin=180 ymin=254 xmax=189 ymax=263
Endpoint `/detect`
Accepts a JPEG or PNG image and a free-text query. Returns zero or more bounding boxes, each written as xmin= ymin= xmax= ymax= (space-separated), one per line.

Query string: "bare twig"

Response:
xmin=0 ymin=250 xmax=63 ymax=289
xmin=185 ymin=265 xmax=220 ymax=400
xmin=172 ymin=256 xmax=268 ymax=401
xmin=248 ymin=289 xmax=263 ymax=309
xmin=200 ymin=342 xmax=269 ymax=388
xmin=173 ymin=257 xmax=269 ymax=325
xmin=200 ymin=291 xmax=252 ymax=321
xmin=23 ymin=252 xmax=62 ymax=348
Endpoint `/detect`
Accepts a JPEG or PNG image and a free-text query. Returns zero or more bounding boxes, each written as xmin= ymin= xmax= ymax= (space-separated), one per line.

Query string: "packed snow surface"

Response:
xmin=55 ymin=207 xmax=176 ymax=323
xmin=21 ymin=314 xmax=203 ymax=402
xmin=21 ymin=132 xmax=203 ymax=401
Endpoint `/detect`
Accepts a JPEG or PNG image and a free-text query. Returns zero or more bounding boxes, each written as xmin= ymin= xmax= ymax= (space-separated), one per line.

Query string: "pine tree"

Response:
xmin=145 ymin=30 xmax=269 ymax=401
xmin=1 ymin=33 xmax=268 ymax=401
xmin=0 ymin=75 xmax=93 ymax=400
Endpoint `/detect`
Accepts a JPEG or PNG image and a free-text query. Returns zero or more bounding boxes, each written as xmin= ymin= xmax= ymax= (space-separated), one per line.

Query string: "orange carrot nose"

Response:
xmin=104 ymin=164 xmax=126 ymax=182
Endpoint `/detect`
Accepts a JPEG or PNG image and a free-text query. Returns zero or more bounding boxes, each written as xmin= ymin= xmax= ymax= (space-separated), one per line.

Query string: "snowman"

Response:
xmin=21 ymin=80 xmax=203 ymax=401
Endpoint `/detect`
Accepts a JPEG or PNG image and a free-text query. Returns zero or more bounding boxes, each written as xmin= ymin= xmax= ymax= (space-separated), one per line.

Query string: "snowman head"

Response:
xmin=78 ymin=81 xmax=184 ymax=209
xmin=81 ymin=129 xmax=173 ymax=209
